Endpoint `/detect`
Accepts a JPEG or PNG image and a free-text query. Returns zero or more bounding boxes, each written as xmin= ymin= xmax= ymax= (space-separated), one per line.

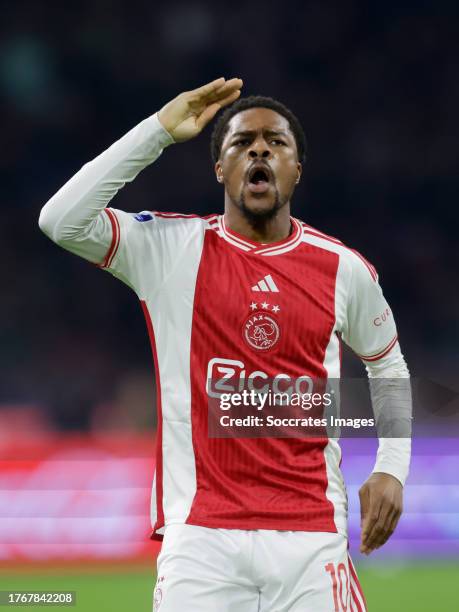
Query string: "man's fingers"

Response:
xmin=382 ymin=507 xmax=402 ymax=545
xmin=374 ymin=510 xmax=398 ymax=549
xmin=364 ymin=515 xmax=387 ymax=552
xmin=359 ymin=486 xmax=380 ymax=553
xmin=195 ymin=89 xmax=241 ymax=131
xmin=188 ymin=77 xmax=243 ymax=127
xmin=200 ymin=79 xmax=242 ymax=106
xmin=365 ymin=500 xmax=393 ymax=549
xmin=361 ymin=501 xmax=402 ymax=553
xmin=366 ymin=506 xmax=398 ymax=551
xmin=215 ymin=88 xmax=242 ymax=109
xmin=359 ymin=485 xmax=369 ymax=523
xmin=360 ymin=503 xmax=380 ymax=550
xmin=213 ymin=78 xmax=244 ymax=100
xmin=192 ymin=77 xmax=242 ymax=103
xmin=192 ymin=77 xmax=226 ymax=98
xmin=359 ymin=485 xmax=370 ymax=531
xmin=390 ymin=507 xmax=402 ymax=534
xmin=207 ymin=78 xmax=243 ymax=104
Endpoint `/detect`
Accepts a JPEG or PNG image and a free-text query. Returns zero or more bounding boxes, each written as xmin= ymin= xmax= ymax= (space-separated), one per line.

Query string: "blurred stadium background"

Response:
xmin=1 ymin=1 xmax=458 ymax=610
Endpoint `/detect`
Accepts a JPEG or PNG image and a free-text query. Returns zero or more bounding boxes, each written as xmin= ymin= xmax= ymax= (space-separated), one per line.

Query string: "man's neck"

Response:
xmin=223 ymin=203 xmax=292 ymax=244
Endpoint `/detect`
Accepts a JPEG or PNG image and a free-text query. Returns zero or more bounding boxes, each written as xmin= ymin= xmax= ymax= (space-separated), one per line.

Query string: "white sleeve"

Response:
xmin=38 ymin=113 xmax=175 ymax=291
xmin=341 ymin=255 xmax=398 ymax=361
xmin=341 ymin=254 xmax=411 ymax=486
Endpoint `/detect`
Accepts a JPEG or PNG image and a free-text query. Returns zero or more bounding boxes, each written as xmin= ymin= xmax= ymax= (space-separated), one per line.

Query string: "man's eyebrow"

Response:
xmin=230 ymin=129 xmax=289 ymax=139
xmin=230 ymin=130 xmax=256 ymax=138
xmin=264 ymin=129 xmax=289 ymax=138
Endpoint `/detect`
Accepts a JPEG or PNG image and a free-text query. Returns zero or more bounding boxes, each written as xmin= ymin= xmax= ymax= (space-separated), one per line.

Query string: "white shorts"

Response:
xmin=153 ymin=524 xmax=367 ymax=612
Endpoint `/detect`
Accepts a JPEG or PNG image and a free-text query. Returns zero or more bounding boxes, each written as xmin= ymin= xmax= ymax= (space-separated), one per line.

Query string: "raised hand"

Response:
xmin=158 ymin=77 xmax=243 ymax=143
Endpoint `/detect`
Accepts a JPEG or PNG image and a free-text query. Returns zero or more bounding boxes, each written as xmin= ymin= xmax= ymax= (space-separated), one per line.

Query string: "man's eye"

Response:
xmin=234 ymin=139 xmax=249 ymax=146
xmin=272 ymin=139 xmax=285 ymax=145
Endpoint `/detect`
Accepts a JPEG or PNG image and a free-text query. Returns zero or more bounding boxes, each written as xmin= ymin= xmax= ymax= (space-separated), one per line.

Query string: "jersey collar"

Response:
xmin=214 ymin=215 xmax=303 ymax=256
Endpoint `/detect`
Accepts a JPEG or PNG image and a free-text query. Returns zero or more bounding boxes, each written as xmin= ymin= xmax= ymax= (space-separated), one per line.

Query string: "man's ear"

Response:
xmin=295 ymin=162 xmax=302 ymax=185
xmin=215 ymin=161 xmax=224 ymax=183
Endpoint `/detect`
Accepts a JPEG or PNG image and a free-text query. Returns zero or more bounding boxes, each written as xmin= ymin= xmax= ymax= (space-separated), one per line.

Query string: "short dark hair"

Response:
xmin=210 ymin=95 xmax=307 ymax=164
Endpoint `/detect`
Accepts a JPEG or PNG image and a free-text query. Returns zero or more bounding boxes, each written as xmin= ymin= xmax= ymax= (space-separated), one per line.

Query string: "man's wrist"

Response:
xmin=371 ymin=471 xmax=404 ymax=487
xmin=154 ymin=112 xmax=176 ymax=144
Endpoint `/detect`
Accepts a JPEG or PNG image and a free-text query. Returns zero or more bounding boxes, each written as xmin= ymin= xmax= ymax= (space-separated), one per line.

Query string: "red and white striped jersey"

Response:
xmin=39 ymin=113 xmax=404 ymax=540
xmin=94 ymin=207 xmax=398 ymax=538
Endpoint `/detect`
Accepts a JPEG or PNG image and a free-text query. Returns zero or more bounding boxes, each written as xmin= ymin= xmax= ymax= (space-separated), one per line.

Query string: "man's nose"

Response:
xmin=248 ymin=140 xmax=272 ymax=159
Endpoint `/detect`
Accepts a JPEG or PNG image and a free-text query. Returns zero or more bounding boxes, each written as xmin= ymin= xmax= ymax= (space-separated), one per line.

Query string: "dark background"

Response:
xmin=1 ymin=0 xmax=457 ymax=430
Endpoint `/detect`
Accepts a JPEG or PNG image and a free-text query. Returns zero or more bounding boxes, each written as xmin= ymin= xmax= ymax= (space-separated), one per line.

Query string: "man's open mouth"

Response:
xmin=247 ymin=164 xmax=273 ymax=194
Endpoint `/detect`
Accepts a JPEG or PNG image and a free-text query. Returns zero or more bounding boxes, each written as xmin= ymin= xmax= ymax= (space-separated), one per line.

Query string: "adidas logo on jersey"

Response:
xmin=251 ymin=274 xmax=279 ymax=293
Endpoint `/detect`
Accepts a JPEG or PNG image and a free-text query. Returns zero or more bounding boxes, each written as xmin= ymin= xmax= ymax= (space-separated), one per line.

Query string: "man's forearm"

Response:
xmin=366 ymin=343 xmax=412 ymax=486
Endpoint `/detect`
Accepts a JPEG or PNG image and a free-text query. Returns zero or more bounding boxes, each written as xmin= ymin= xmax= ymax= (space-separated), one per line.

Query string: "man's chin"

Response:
xmin=244 ymin=199 xmax=276 ymax=216
xmin=239 ymin=191 xmax=280 ymax=220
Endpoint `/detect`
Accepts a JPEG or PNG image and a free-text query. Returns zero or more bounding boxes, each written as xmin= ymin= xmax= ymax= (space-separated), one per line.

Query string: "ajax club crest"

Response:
xmin=243 ymin=312 xmax=280 ymax=351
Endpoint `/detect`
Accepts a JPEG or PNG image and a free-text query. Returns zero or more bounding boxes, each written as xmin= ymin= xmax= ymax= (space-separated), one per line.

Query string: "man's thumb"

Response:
xmin=195 ymin=103 xmax=221 ymax=132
